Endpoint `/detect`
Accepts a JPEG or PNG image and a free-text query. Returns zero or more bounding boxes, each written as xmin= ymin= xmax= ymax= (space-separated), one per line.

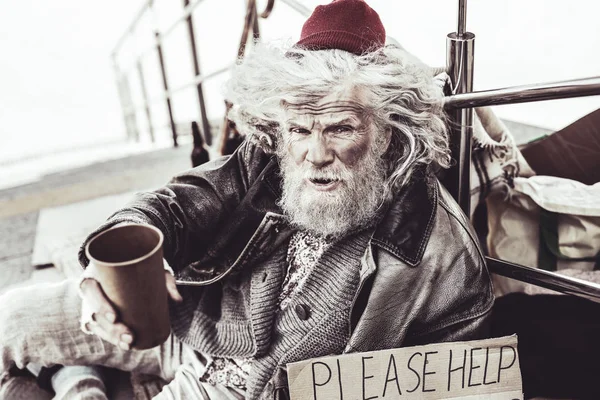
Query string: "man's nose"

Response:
xmin=305 ymin=134 xmax=334 ymax=167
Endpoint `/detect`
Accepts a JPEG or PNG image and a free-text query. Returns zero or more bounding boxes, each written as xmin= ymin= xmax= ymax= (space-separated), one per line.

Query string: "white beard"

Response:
xmin=278 ymin=141 xmax=389 ymax=239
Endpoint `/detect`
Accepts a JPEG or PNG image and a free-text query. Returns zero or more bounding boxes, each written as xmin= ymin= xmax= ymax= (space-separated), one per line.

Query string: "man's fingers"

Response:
xmin=80 ymin=278 xmax=134 ymax=348
xmin=79 ymin=278 xmax=118 ymax=322
xmin=91 ymin=314 xmax=135 ymax=350
xmin=79 ymin=271 xmax=178 ymax=348
xmin=165 ymin=273 xmax=183 ymax=303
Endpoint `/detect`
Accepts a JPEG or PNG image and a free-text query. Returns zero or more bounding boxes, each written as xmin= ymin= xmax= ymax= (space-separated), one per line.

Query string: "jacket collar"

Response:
xmin=263 ymin=161 xmax=438 ymax=267
xmin=371 ymin=177 xmax=438 ymax=266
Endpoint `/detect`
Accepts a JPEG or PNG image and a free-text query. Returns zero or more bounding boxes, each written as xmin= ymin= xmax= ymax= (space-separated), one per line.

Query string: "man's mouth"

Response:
xmin=307 ymin=177 xmax=342 ymax=191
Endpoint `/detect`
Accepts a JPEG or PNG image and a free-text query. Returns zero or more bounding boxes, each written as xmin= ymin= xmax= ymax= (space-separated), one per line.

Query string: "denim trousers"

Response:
xmin=0 ymin=279 xmax=243 ymax=399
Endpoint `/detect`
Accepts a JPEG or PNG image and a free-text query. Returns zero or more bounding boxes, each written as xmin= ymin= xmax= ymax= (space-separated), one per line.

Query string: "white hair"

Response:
xmin=225 ymin=42 xmax=451 ymax=191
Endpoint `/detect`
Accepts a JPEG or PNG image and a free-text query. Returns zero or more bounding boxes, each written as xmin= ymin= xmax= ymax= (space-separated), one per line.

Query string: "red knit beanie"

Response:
xmin=295 ymin=0 xmax=386 ymax=55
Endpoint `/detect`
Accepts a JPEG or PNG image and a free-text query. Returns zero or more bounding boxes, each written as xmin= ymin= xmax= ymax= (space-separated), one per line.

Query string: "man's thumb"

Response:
xmin=165 ymin=273 xmax=183 ymax=303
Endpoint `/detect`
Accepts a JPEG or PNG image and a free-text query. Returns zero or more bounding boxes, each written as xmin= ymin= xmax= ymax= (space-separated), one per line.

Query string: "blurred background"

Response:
xmin=1 ymin=0 xmax=599 ymax=190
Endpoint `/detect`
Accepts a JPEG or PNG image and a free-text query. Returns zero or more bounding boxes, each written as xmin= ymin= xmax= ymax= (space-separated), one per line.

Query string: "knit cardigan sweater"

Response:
xmin=170 ymin=227 xmax=372 ymax=398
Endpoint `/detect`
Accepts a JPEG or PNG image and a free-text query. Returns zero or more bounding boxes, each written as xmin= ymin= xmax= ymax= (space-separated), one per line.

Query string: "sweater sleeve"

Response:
xmin=78 ymin=140 xmax=272 ymax=272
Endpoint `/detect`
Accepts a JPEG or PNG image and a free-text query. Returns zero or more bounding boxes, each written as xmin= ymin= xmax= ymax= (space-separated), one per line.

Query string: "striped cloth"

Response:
xmin=470 ymin=107 xmax=535 ymax=218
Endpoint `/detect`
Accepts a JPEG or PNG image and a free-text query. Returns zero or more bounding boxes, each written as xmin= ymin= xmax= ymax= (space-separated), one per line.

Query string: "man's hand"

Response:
xmin=79 ymin=263 xmax=183 ymax=350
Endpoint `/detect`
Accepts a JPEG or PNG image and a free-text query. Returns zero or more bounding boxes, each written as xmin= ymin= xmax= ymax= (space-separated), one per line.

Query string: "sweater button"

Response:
xmin=295 ymin=304 xmax=310 ymax=320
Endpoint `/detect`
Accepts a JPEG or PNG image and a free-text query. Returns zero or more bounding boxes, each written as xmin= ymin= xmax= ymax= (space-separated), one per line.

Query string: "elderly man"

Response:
xmin=0 ymin=0 xmax=493 ymax=398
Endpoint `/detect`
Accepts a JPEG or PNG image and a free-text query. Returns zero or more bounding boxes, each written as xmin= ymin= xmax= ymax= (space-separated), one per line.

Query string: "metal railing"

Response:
xmin=112 ymin=0 xmax=226 ymax=147
xmin=112 ymin=0 xmax=288 ymax=148
xmin=444 ymin=0 xmax=600 ymax=303
xmin=445 ymin=76 xmax=600 ymax=108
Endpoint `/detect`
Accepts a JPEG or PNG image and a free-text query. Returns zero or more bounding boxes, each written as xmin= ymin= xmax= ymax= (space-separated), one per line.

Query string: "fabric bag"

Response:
xmin=487 ymin=175 xmax=600 ymax=295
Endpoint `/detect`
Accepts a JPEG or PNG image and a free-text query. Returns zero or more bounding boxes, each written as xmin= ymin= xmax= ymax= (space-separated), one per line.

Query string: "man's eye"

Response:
xmin=333 ymin=125 xmax=353 ymax=133
xmin=291 ymin=128 xmax=311 ymax=135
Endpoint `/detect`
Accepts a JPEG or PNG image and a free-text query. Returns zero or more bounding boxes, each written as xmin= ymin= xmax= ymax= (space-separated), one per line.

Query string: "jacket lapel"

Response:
xmin=178 ymin=159 xmax=288 ymax=283
xmin=371 ymin=177 xmax=438 ymax=266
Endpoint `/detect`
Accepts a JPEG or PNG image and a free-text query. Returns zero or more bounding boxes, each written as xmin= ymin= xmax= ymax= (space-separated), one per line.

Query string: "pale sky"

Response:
xmin=1 ymin=0 xmax=599 ymax=165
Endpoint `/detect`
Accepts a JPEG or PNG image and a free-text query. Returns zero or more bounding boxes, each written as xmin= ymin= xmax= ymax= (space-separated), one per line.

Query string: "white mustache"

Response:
xmin=304 ymin=171 xmax=350 ymax=181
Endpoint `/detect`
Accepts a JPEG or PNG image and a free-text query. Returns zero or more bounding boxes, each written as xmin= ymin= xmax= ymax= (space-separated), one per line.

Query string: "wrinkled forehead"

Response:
xmin=281 ymin=85 xmax=372 ymax=126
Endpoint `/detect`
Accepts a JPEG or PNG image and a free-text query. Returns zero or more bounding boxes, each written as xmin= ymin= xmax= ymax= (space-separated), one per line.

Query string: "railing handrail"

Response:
xmin=112 ymin=0 xmax=210 ymax=57
xmin=279 ymin=0 xmax=311 ymax=17
xmin=487 ymin=257 xmax=600 ymax=304
xmin=121 ymin=65 xmax=233 ymax=116
xmin=113 ymin=0 xmax=307 ymax=66
xmin=111 ymin=0 xmax=209 ymax=69
xmin=445 ymin=76 xmax=600 ymax=109
xmin=112 ymin=0 xmax=152 ymax=57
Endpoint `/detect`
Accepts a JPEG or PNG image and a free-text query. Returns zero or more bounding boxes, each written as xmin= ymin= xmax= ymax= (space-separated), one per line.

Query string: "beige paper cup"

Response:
xmin=85 ymin=223 xmax=170 ymax=349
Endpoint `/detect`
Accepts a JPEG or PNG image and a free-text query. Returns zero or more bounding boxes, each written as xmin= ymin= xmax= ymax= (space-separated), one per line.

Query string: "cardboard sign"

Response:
xmin=287 ymin=335 xmax=522 ymax=400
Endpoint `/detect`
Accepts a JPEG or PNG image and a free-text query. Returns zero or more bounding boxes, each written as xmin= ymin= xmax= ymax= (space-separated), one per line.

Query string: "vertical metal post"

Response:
xmin=251 ymin=2 xmax=260 ymax=41
xmin=112 ymin=57 xmax=131 ymax=140
xmin=238 ymin=0 xmax=257 ymax=58
xmin=457 ymin=0 xmax=467 ymax=36
xmin=112 ymin=57 xmax=140 ymax=142
xmin=444 ymin=0 xmax=475 ymax=216
xmin=183 ymin=0 xmax=213 ymax=145
xmin=136 ymin=60 xmax=155 ymax=143
xmin=155 ymin=31 xmax=179 ymax=147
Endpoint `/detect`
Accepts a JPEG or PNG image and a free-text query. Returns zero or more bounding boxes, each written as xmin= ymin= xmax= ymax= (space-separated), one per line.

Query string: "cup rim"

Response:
xmin=85 ymin=223 xmax=164 ymax=267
